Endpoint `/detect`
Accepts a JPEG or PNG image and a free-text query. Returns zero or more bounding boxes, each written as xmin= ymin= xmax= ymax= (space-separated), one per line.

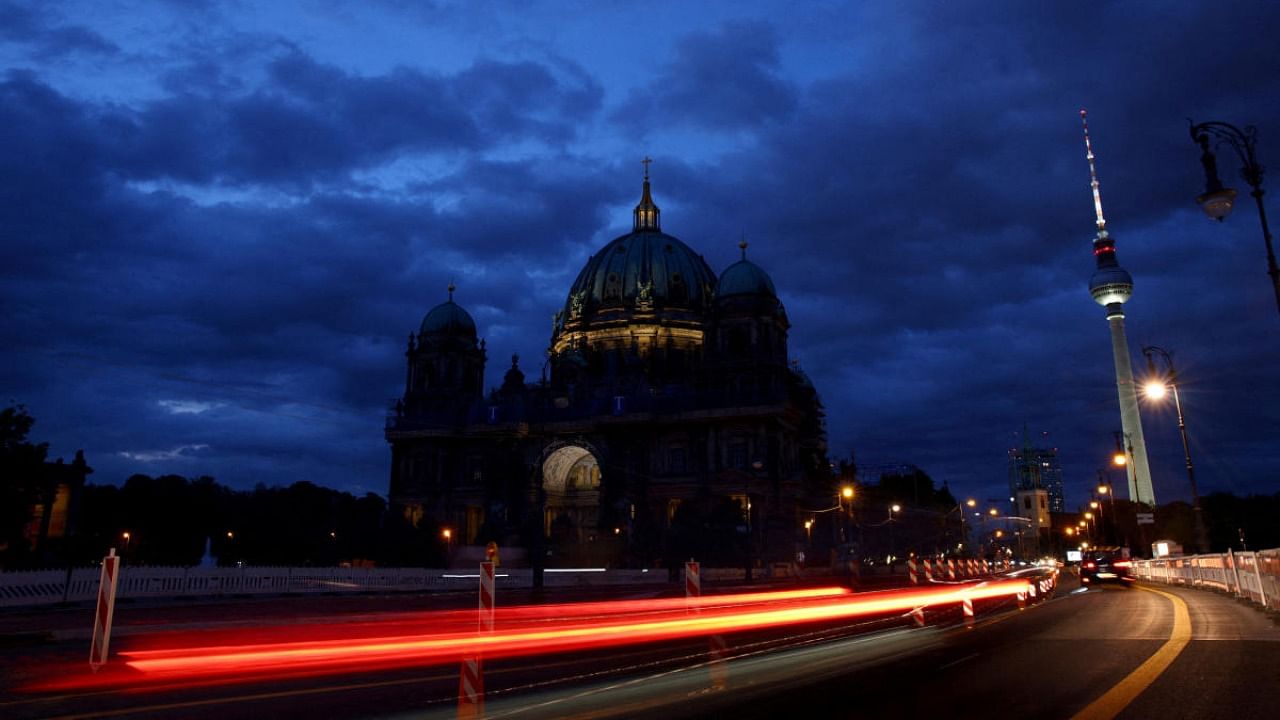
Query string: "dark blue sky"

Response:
xmin=3 ymin=1 xmax=1277 ymax=508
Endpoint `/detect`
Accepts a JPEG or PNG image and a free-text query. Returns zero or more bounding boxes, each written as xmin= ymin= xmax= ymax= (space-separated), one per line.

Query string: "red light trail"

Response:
xmin=28 ymin=579 xmax=1035 ymax=694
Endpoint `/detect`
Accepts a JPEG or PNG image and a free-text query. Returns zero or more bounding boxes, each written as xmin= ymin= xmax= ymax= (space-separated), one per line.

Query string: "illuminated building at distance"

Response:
xmin=385 ymin=168 xmax=829 ymax=568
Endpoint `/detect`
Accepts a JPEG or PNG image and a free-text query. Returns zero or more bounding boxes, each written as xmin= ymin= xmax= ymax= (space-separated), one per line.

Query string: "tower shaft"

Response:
xmin=1106 ymin=310 xmax=1155 ymax=504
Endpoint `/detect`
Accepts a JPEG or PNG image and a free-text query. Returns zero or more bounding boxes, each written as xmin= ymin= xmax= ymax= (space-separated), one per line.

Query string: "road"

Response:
xmin=1 ymin=573 xmax=1276 ymax=719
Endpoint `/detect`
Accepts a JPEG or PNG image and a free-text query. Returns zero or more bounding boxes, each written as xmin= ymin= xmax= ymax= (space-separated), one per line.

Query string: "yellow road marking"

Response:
xmin=1071 ymin=585 xmax=1192 ymax=720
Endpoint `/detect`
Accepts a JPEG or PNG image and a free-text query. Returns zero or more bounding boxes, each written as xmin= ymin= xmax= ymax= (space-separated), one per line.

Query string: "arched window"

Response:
xmin=604 ymin=273 xmax=623 ymax=303
xmin=669 ymin=272 xmax=687 ymax=304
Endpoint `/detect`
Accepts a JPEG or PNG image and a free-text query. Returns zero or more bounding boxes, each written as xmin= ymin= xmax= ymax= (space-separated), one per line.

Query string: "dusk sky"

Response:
xmin=3 ymin=1 xmax=1278 ymax=508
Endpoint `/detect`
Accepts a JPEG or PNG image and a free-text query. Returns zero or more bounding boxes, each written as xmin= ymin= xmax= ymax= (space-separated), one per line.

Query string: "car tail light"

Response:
xmin=1084 ymin=561 xmax=1097 ymax=569
xmin=1113 ymin=560 xmax=1131 ymax=568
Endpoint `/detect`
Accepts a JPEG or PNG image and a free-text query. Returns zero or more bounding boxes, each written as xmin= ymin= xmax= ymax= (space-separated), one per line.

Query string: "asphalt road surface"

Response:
xmin=1 ymin=574 xmax=1276 ymax=720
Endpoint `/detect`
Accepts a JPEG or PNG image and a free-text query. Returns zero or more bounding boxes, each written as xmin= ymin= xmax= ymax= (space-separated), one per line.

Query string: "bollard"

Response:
xmin=908 ymin=557 xmax=918 ymax=585
xmin=1017 ymin=589 xmax=1026 ymax=610
xmin=948 ymin=559 xmax=957 ymax=581
xmin=89 ymin=548 xmax=121 ymax=672
xmin=924 ymin=558 xmax=934 ymax=583
xmin=457 ymin=562 xmax=495 ymax=719
xmin=962 ymin=595 xmax=974 ymax=628
xmin=911 ymin=605 xmax=926 ymax=627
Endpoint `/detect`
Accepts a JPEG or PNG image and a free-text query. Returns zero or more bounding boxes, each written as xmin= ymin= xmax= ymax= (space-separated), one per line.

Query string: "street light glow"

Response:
xmin=1112 ymin=453 xmax=1127 ymax=467
xmin=988 ymin=508 xmax=998 ymax=516
xmin=1145 ymin=381 xmax=1168 ymax=400
xmin=966 ymin=499 xmax=977 ymax=507
xmin=840 ymin=486 xmax=854 ymax=500
xmin=890 ymin=504 xmax=901 ymax=513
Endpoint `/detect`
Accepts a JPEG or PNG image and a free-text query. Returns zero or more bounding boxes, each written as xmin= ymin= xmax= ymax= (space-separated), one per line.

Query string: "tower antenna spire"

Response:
xmin=1080 ymin=109 xmax=1108 ymax=239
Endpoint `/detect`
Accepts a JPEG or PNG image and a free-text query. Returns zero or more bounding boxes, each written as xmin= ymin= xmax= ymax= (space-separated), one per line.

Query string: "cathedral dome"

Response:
xmin=420 ymin=284 xmax=477 ymax=336
xmin=551 ymin=174 xmax=717 ymax=353
xmin=717 ymin=244 xmax=776 ymax=299
xmin=562 ymin=231 xmax=718 ymax=316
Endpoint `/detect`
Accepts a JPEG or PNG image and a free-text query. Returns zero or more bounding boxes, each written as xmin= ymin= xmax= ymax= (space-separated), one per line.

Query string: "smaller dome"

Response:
xmin=718 ymin=259 xmax=777 ymax=298
xmin=420 ymin=283 xmax=477 ymax=336
xmin=421 ymin=301 xmax=476 ymax=336
xmin=1089 ymin=266 xmax=1133 ymax=306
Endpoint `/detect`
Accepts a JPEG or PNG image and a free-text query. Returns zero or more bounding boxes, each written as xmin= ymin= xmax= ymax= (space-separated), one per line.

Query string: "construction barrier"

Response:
xmin=924 ymin=558 xmax=934 ymax=583
xmin=962 ymin=594 xmax=974 ymax=628
xmin=1131 ymin=548 xmax=1280 ymax=612
xmin=907 ymin=558 xmax=918 ymax=585
xmin=457 ymin=562 xmax=495 ymax=718
xmin=89 ymin=549 xmax=120 ymax=671
xmin=685 ymin=561 xmax=700 ymax=599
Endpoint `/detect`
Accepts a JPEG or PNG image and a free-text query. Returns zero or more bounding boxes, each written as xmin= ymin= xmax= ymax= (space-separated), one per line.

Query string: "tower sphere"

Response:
xmin=1089 ymin=265 xmax=1133 ymax=306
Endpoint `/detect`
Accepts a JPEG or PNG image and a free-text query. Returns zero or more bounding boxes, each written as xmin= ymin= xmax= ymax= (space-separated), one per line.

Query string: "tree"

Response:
xmin=0 ymin=405 xmax=49 ymax=563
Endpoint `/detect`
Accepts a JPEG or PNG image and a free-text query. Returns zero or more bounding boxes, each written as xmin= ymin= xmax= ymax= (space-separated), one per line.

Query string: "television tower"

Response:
xmin=1081 ymin=109 xmax=1156 ymax=505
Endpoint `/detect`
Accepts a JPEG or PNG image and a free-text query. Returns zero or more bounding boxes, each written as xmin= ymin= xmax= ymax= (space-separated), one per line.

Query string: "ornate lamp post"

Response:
xmin=1189 ymin=120 xmax=1279 ymax=315
xmin=1142 ymin=345 xmax=1210 ymax=553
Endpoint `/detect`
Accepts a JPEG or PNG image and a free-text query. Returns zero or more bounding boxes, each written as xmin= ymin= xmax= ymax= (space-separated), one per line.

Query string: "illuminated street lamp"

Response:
xmin=838 ymin=485 xmax=855 ymax=544
xmin=1188 ymin=119 xmax=1279 ymax=315
xmin=1142 ymin=345 xmax=1209 ymax=552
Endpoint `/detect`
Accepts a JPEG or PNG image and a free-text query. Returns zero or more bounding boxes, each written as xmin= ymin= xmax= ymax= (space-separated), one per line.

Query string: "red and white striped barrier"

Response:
xmin=708 ymin=632 xmax=728 ymax=689
xmin=948 ymin=559 xmax=957 ymax=581
xmin=687 ymin=561 xmax=727 ymax=689
xmin=924 ymin=558 xmax=934 ymax=583
xmin=89 ymin=548 xmax=121 ymax=671
xmin=908 ymin=558 xmax=918 ymax=585
xmin=457 ymin=561 xmax=495 ymax=718
xmin=1017 ymin=589 xmax=1026 ymax=610
xmin=911 ymin=605 xmax=925 ymax=627
xmin=962 ymin=595 xmax=974 ymax=628
xmin=1028 ymin=579 xmax=1037 ymax=600
xmin=982 ymin=559 xmax=990 ymax=574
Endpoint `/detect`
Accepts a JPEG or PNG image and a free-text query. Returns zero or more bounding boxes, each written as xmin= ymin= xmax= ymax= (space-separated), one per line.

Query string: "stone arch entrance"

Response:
xmin=540 ymin=443 xmax=603 ymax=554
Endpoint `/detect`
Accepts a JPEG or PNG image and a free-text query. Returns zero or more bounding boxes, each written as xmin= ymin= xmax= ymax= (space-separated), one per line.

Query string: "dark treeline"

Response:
xmin=73 ymin=475 xmax=443 ymax=568
xmin=28 ymin=474 xmax=445 ymax=569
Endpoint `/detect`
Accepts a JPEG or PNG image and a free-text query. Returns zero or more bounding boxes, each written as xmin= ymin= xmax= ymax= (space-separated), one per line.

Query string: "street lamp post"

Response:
xmin=1142 ymin=345 xmax=1210 ymax=553
xmin=1189 ymin=120 xmax=1279 ymax=315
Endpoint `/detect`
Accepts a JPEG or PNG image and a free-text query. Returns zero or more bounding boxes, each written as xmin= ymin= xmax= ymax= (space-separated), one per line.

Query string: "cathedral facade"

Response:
xmin=386 ymin=173 xmax=829 ymax=569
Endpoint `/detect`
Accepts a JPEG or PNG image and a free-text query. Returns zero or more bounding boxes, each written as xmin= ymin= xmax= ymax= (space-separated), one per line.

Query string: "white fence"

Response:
xmin=1131 ymin=548 xmax=1279 ymax=612
xmin=0 ymin=565 xmax=672 ymax=608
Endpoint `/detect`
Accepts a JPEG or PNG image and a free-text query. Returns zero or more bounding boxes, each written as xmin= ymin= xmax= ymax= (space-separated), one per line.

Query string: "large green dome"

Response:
xmin=559 ymin=230 xmax=718 ymax=319
xmin=551 ymin=176 xmax=718 ymax=352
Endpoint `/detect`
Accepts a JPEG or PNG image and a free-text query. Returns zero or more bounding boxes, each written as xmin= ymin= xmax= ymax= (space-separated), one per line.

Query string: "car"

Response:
xmin=1080 ymin=547 xmax=1133 ymax=584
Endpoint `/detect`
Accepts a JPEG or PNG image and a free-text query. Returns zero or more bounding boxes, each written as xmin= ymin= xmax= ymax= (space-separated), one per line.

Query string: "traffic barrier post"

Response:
xmin=89 ymin=548 xmax=121 ymax=671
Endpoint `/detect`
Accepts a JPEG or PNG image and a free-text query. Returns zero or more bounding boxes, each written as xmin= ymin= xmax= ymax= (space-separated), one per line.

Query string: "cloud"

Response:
xmin=119 ymin=443 xmax=210 ymax=462
xmin=612 ymin=20 xmax=797 ymax=133
xmin=0 ymin=2 xmax=119 ymax=60
xmin=158 ymin=399 xmax=219 ymax=414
